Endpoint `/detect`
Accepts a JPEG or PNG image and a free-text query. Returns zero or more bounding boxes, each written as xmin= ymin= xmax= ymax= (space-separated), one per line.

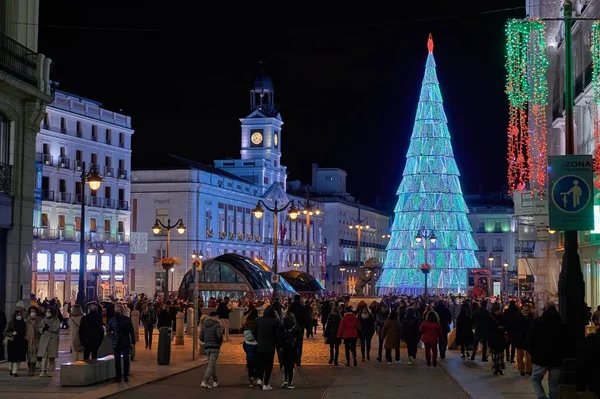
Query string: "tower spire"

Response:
xmin=427 ymin=33 xmax=434 ymax=53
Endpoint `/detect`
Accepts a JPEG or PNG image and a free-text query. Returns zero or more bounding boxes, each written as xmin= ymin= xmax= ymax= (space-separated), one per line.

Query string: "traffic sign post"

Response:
xmin=548 ymin=155 xmax=594 ymax=231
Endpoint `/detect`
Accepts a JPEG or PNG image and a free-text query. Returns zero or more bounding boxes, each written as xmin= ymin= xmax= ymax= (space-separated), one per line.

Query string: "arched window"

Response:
xmin=71 ymin=252 xmax=80 ymax=272
xmin=100 ymin=254 xmax=111 ymax=272
xmin=86 ymin=253 xmax=97 ymax=270
xmin=54 ymin=251 xmax=67 ymax=272
xmin=494 ymin=256 xmax=502 ymax=268
xmin=115 ymin=254 xmax=125 ymax=272
xmin=36 ymin=251 xmax=50 ymax=272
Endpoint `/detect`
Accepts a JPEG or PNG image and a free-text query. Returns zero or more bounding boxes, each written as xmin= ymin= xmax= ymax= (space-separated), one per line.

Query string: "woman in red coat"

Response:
xmin=419 ymin=311 xmax=443 ymax=367
xmin=337 ymin=307 xmax=360 ymax=367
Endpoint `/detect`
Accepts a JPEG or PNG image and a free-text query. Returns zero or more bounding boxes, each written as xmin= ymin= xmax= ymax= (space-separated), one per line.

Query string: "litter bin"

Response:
xmin=158 ymin=327 xmax=172 ymax=365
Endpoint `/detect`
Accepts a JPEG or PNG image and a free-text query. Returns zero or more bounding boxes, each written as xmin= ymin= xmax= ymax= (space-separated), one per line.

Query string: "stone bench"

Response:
xmin=60 ymin=355 xmax=124 ymax=386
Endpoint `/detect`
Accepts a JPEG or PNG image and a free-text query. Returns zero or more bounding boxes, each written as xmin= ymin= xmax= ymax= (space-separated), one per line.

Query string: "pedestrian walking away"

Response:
xmin=253 ymin=306 xmax=282 ymax=391
xmin=455 ymin=305 xmax=473 ymax=359
xmin=488 ymin=303 xmax=507 ymax=375
xmin=242 ymin=308 xmax=259 ymax=387
xmin=419 ymin=311 xmax=443 ymax=367
xmin=337 ymin=306 xmax=360 ymax=367
xmin=401 ymin=307 xmax=421 ymax=364
xmin=106 ymin=303 xmax=136 ymax=382
xmin=324 ymin=307 xmax=342 ymax=366
xmin=512 ymin=304 xmax=534 ymax=376
xmin=358 ymin=306 xmax=376 ymax=361
xmin=200 ymin=311 xmax=223 ymax=389
xmin=381 ymin=310 xmax=402 ymax=364
xmin=281 ymin=313 xmax=302 ymax=389
xmin=471 ymin=300 xmax=490 ymax=362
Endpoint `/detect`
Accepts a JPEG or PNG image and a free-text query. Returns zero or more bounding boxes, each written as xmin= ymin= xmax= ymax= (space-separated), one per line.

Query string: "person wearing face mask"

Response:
xmin=358 ymin=307 xmax=375 ymax=362
xmin=25 ymin=307 xmax=42 ymax=376
xmin=69 ymin=305 xmax=85 ymax=361
xmin=79 ymin=302 xmax=105 ymax=360
xmin=37 ymin=307 xmax=60 ymax=377
xmin=106 ymin=304 xmax=135 ymax=382
xmin=512 ymin=304 xmax=534 ymax=376
xmin=4 ymin=309 xmax=27 ymax=376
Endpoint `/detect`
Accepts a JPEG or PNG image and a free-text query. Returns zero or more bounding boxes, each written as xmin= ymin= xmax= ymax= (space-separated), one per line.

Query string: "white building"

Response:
xmin=32 ymin=90 xmax=133 ymax=303
xmin=129 ymin=71 xmax=326 ymax=297
xmin=0 ymin=0 xmax=53 ymax=312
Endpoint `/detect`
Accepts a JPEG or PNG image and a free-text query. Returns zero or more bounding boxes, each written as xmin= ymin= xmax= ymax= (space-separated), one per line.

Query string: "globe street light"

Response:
xmin=416 ymin=229 xmax=436 ymax=296
xmin=488 ymin=253 xmax=494 ymax=269
xmin=339 ymin=267 xmax=346 ymax=294
xmin=503 ymin=261 xmax=509 ymax=296
xmin=297 ymin=188 xmax=322 ymax=275
xmin=152 ymin=218 xmax=186 ymax=302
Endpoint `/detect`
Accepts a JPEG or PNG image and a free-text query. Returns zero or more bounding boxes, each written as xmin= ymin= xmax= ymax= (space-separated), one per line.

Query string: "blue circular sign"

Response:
xmin=551 ymin=175 xmax=591 ymax=213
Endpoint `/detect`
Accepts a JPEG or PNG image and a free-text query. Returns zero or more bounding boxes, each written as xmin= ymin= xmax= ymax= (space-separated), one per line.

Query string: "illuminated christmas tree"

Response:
xmin=376 ymin=34 xmax=478 ymax=294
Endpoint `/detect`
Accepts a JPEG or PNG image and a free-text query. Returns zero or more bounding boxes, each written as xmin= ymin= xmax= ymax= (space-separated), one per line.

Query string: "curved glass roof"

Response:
xmin=279 ymin=270 xmax=325 ymax=293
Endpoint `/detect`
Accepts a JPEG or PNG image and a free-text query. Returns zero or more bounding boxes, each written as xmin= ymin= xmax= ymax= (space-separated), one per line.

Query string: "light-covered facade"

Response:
xmin=32 ymin=90 xmax=133 ymax=303
xmin=0 ymin=0 xmax=53 ymax=313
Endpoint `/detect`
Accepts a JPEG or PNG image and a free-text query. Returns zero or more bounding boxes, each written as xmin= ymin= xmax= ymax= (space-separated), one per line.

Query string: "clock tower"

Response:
xmin=214 ymin=64 xmax=287 ymax=190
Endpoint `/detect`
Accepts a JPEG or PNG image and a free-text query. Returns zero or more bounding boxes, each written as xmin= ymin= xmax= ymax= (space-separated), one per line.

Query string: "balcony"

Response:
xmin=33 ymin=227 xmax=57 ymax=240
xmin=73 ymin=194 xmax=89 ymax=205
xmin=104 ymin=198 xmax=115 ymax=208
xmin=89 ymin=196 xmax=103 ymax=207
xmin=0 ymin=162 xmax=11 ymax=195
xmin=475 ymin=247 xmax=487 ymax=252
xmin=104 ymin=167 xmax=114 ymax=177
xmin=117 ymin=200 xmax=129 ymax=210
xmin=106 ymin=139 xmax=112 ymax=145
xmin=58 ymin=156 xmax=70 ymax=169
xmin=36 ymin=153 xmax=53 ymax=166
xmin=118 ymin=169 xmax=128 ymax=180
xmin=0 ymin=32 xmax=38 ymax=86
xmin=56 ymin=192 xmax=71 ymax=203
xmin=41 ymin=190 xmax=54 ymax=201
xmin=493 ymin=246 xmax=504 ymax=251
xmin=119 ymin=141 xmax=125 ymax=148
xmin=74 ymin=160 xmax=83 ymax=172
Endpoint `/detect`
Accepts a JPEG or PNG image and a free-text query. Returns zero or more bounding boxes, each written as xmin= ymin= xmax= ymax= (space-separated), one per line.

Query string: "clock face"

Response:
xmin=274 ymin=133 xmax=279 ymax=147
xmin=251 ymin=132 xmax=263 ymax=145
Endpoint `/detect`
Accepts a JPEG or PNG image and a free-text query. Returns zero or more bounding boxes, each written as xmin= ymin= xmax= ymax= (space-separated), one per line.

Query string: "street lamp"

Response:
xmin=415 ymin=229 xmax=436 ymax=296
xmin=298 ymin=187 xmax=322 ymax=275
xmin=488 ymin=253 xmax=494 ymax=268
xmin=292 ymin=261 xmax=302 ymax=269
xmin=503 ymin=261 xmax=509 ymax=296
xmin=339 ymin=267 xmax=346 ymax=294
xmin=252 ymin=199 xmax=299 ymax=297
xmin=88 ymin=242 xmax=105 ymax=254
xmin=77 ymin=163 xmax=103 ymax=307
xmin=191 ymin=250 xmax=203 ymax=360
xmin=170 ymin=267 xmax=175 ymax=292
xmin=348 ymin=202 xmax=369 ymax=269
xmin=152 ymin=218 xmax=186 ymax=302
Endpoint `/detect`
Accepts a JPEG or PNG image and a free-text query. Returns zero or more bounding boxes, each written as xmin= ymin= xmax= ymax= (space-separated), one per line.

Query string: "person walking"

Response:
xmin=337 ymin=306 xmax=360 ymax=367
xmin=449 ymin=298 xmax=460 ymax=329
xmin=25 ymin=307 xmax=41 ymax=376
xmin=471 ymin=300 xmax=490 ymax=361
xmin=4 ymin=308 xmax=27 ymax=376
xmin=375 ymin=303 xmax=390 ymax=362
xmin=324 ymin=306 xmax=342 ymax=366
xmin=305 ymin=299 xmax=314 ymax=339
xmin=311 ymin=301 xmax=319 ymax=336
xmin=455 ymin=305 xmax=474 ymax=359
xmin=435 ymin=300 xmax=452 ymax=359
xmin=37 ymin=307 xmax=60 ymax=377
xmin=488 ymin=303 xmax=506 ymax=375
xmin=287 ymin=295 xmax=308 ymax=366
xmin=401 ymin=307 xmax=421 ymax=364
xmin=106 ymin=304 xmax=136 ymax=383
xmin=242 ymin=309 xmax=259 ymax=387
xmin=217 ymin=297 xmax=232 ymax=342
xmin=253 ymin=306 xmax=281 ymax=391
xmin=141 ymin=303 xmax=157 ymax=349
xmin=320 ymin=299 xmax=332 ymax=335
xmin=381 ymin=310 xmax=402 ymax=364
xmin=281 ymin=313 xmax=302 ymax=389
xmin=358 ymin=307 xmax=376 ymax=362
xmin=61 ymin=302 xmax=70 ymax=329
xmin=69 ymin=305 xmax=84 ymax=361
xmin=419 ymin=311 xmax=443 ymax=367
xmin=79 ymin=302 xmax=105 ymax=360
xmin=200 ymin=311 xmax=223 ymax=389
xmin=512 ymin=303 xmax=534 ymax=376
xmin=503 ymin=300 xmax=519 ymax=363
xmin=528 ymin=302 xmax=565 ymax=399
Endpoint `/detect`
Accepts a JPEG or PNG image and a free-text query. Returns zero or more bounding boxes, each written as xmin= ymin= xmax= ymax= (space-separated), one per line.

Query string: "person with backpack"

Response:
xmin=200 ymin=311 xmax=223 ymax=389
xmin=281 ymin=313 xmax=302 ymax=389
xmin=141 ymin=303 xmax=157 ymax=349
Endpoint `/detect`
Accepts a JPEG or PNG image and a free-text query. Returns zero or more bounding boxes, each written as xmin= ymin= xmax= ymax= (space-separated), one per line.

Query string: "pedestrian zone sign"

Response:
xmin=271 ymin=274 xmax=280 ymax=284
xmin=548 ymin=155 xmax=594 ymax=231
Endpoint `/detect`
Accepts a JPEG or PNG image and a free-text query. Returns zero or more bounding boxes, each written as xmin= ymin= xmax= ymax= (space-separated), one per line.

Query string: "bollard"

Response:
xmin=130 ymin=309 xmax=140 ymax=340
xmin=157 ymin=327 xmax=172 ymax=365
xmin=198 ymin=313 xmax=205 ymax=356
xmin=186 ymin=308 xmax=194 ymax=336
xmin=175 ymin=311 xmax=184 ymax=345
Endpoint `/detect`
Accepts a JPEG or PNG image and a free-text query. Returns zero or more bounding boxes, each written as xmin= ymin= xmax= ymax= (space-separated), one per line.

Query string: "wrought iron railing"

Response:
xmin=0 ymin=162 xmax=11 ymax=195
xmin=0 ymin=33 xmax=37 ymax=86
xmin=56 ymin=192 xmax=71 ymax=203
xmin=117 ymin=200 xmax=129 ymax=210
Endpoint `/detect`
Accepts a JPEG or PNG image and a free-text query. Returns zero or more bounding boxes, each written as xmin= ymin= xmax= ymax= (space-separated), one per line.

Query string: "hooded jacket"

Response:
xmin=201 ymin=316 xmax=223 ymax=350
xmin=337 ymin=313 xmax=360 ymax=339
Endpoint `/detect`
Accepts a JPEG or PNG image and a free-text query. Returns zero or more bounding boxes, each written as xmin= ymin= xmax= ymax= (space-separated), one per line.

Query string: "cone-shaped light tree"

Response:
xmin=376 ymin=34 xmax=479 ymax=294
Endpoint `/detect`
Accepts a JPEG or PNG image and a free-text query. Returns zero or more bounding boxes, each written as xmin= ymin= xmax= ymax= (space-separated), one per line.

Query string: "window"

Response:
xmin=59 ymin=179 xmax=66 ymax=193
xmin=42 ymin=142 xmax=50 ymax=155
xmin=101 ymin=254 xmax=111 ymax=271
xmin=324 ymin=176 xmax=333 ymax=181
xmin=86 ymin=254 xmax=97 ymax=270
xmin=76 ymin=121 xmax=82 ymax=135
xmin=205 ymin=210 xmax=212 ymax=230
xmin=58 ymin=215 xmax=66 ymax=230
xmin=104 ymin=219 xmax=111 ymax=233
xmin=71 ymin=252 xmax=80 ymax=272
xmin=91 ymin=153 xmax=97 ymax=166
xmin=76 ymin=150 xmax=82 ymax=161
xmin=105 ymin=156 xmax=111 ymax=169
xmin=105 ymin=186 xmax=111 ymax=200
xmin=106 ymin=129 xmax=112 ymax=144
xmin=118 ymin=220 xmax=124 ymax=233
xmin=156 ymin=208 xmax=168 ymax=230
xmin=90 ymin=218 xmax=97 ymax=232
xmin=115 ymin=254 xmax=125 ymax=272
xmin=36 ymin=251 xmax=50 ymax=272
xmin=264 ymin=177 xmax=269 ymax=185
xmin=75 ymin=216 xmax=81 ymax=231
xmin=478 ymin=221 xmax=485 ymax=232
xmin=494 ymin=221 xmax=502 ymax=231
xmin=91 ymin=125 xmax=98 ymax=141
xmin=0 ymin=113 xmax=9 ymax=164
xmin=119 ymin=132 xmax=125 ymax=147
xmin=54 ymin=252 xmax=66 ymax=272
xmin=61 ymin=118 xmax=67 ymax=132
xmin=41 ymin=213 xmax=49 ymax=227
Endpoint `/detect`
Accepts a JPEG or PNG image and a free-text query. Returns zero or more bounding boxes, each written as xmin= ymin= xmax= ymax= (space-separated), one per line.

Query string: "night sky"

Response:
xmin=38 ymin=1 xmax=525 ymax=212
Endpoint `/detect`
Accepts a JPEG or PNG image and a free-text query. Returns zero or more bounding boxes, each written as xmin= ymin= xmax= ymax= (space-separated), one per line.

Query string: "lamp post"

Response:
xmin=88 ymin=243 xmax=105 ymax=300
xmin=152 ymin=218 xmax=186 ymax=302
xmin=339 ymin=267 xmax=346 ymax=294
xmin=191 ymin=250 xmax=203 ymax=360
xmin=76 ymin=162 xmax=103 ymax=307
xmin=252 ymin=199 xmax=299 ymax=297
xmin=415 ymin=230 xmax=436 ymax=296
xmin=488 ymin=253 xmax=494 ymax=269
xmin=349 ymin=203 xmax=369 ymax=270
xmin=298 ymin=189 xmax=321 ymax=275
xmin=503 ymin=261 xmax=509 ymax=297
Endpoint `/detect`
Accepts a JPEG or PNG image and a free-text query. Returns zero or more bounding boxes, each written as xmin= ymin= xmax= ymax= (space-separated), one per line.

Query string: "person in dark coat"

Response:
xmin=358 ymin=307 xmax=376 ymax=362
xmin=320 ymin=300 xmax=332 ymax=336
xmin=156 ymin=303 xmax=171 ymax=329
xmin=401 ymin=307 xmax=421 ymax=364
xmin=503 ymin=300 xmax=519 ymax=363
xmin=252 ymin=306 xmax=282 ymax=391
xmin=4 ymin=309 xmax=27 ymax=376
xmin=375 ymin=303 xmax=390 ymax=362
xmin=528 ymin=302 xmax=565 ymax=399
xmin=512 ymin=303 xmax=534 ymax=376
xmin=106 ymin=304 xmax=135 ymax=382
xmin=79 ymin=302 xmax=104 ymax=360
xmin=455 ymin=305 xmax=474 ymax=358
xmin=287 ymin=295 xmax=308 ymax=366
xmin=0 ymin=302 xmax=7 ymax=361
xmin=216 ymin=297 xmax=231 ymax=341
xmin=381 ymin=310 xmax=402 ymax=364
xmin=325 ymin=306 xmax=342 ymax=366
xmin=471 ymin=300 xmax=490 ymax=361
xmin=488 ymin=303 xmax=506 ymax=375
xmin=434 ymin=300 xmax=452 ymax=359
xmin=281 ymin=314 xmax=302 ymax=389
xmin=577 ymin=311 xmax=600 ymax=396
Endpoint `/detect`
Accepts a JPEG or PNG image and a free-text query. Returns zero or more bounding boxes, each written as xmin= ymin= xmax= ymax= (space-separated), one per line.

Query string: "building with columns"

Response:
xmin=0 ymin=0 xmax=53 ymax=312
xmin=129 ymin=71 xmax=326 ymax=298
xmin=31 ymin=90 xmax=133 ymax=303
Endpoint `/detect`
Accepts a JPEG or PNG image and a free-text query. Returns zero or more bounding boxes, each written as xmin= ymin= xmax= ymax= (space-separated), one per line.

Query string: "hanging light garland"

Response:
xmin=505 ymin=19 xmax=549 ymax=194
xmin=591 ymin=22 xmax=600 ymax=189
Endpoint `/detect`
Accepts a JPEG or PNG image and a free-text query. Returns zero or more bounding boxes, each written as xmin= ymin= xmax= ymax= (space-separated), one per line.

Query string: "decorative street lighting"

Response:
xmin=297 ymin=188 xmax=322 ymax=275
xmin=77 ymin=162 xmax=103 ymax=307
xmin=252 ymin=199 xmax=299 ymax=297
xmin=339 ymin=267 xmax=346 ymax=294
xmin=415 ymin=229 xmax=436 ymax=296
xmin=292 ymin=261 xmax=302 ymax=269
xmin=488 ymin=253 xmax=494 ymax=269
xmin=348 ymin=202 xmax=369 ymax=269
xmin=152 ymin=218 xmax=186 ymax=302
xmin=191 ymin=250 xmax=203 ymax=360
xmin=503 ymin=261 xmax=509 ymax=296
xmin=88 ymin=242 xmax=105 ymax=254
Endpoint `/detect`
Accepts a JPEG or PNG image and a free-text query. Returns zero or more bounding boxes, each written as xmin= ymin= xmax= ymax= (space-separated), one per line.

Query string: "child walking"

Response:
xmin=242 ymin=309 xmax=259 ymax=387
xmin=419 ymin=311 xmax=443 ymax=367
